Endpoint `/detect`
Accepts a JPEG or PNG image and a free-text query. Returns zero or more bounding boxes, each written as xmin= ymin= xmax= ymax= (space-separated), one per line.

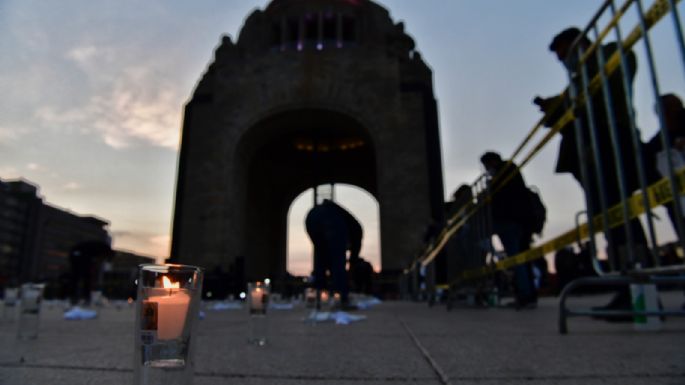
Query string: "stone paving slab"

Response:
xmin=0 ymin=367 xmax=444 ymax=385
xmin=396 ymin=293 xmax=685 ymax=385
xmin=0 ymin=293 xmax=684 ymax=384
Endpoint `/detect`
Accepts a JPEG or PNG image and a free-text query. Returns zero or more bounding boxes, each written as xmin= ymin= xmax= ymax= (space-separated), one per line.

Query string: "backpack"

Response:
xmin=526 ymin=186 xmax=546 ymax=236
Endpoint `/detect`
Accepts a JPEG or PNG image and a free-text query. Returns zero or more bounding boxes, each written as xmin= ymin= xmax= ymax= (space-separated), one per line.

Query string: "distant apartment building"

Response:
xmin=0 ymin=178 xmax=110 ymax=288
xmin=0 ymin=179 xmax=41 ymax=285
xmin=103 ymin=250 xmax=155 ymax=299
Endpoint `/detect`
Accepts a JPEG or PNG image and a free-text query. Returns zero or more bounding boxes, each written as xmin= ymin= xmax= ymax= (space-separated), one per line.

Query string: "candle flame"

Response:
xmin=162 ymin=276 xmax=180 ymax=289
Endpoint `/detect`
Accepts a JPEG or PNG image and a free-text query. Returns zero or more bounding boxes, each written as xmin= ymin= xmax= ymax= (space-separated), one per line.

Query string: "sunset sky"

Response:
xmin=1 ymin=0 xmax=683 ymax=275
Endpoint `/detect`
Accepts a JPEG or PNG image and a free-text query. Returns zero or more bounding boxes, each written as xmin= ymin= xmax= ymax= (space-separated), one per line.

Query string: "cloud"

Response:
xmin=24 ymin=163 xmax=53 ymax=175
xmin=32 ymin=43 xmax=183 ymax=150
xmin=0 ymin=166 xmax=20 ymax=179
xmin=0 ymin=128 xmax=17 ymax=143
xmin=92 ymin=74 xmax=181 ymax=149
xmin=63 ymin=181 xmax=81 ymax=191
xmin=111 ymin=230 xmax=134 ymax=238
xmin=149 ymin=234 xmax=171 ymax=256
xmin=110 ymin=231 xmax=169 ymax=261
xmin=0 ymin=125 xmax=28 ymax=144
xmin=66 ymin=45 xmax=101 ymax=69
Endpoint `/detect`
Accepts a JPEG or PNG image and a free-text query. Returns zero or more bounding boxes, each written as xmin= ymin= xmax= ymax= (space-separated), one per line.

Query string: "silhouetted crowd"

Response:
xmin=434 ymin=27 xmax=685 ymax=313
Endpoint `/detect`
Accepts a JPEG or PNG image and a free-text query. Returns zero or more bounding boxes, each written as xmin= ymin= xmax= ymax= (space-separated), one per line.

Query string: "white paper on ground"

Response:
xmin=355 ymin=297 xmax=382 ymax=310
xmin=209 ymin=302 xmax=243 ymax=311
xmin=304 ymin=311 xmax=367 ymax=325
xmin=63 ymin=306 xmax=98 ymax=320
xmin=269 ymin=303 xmax=295 ymax=310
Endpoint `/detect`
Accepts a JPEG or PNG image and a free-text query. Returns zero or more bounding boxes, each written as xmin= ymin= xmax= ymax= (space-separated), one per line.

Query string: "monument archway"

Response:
xmin=171 ymin=0 xmax=445 ymax=282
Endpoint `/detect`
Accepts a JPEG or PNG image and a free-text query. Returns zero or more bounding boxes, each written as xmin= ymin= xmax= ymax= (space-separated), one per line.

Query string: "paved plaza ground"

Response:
xmin=0 ymin=293 xmax=684 ymax=385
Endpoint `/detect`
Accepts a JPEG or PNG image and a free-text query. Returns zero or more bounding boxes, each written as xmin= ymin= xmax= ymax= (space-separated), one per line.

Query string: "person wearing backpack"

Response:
xmin=481 ymin=152 xmax=538 ymax=309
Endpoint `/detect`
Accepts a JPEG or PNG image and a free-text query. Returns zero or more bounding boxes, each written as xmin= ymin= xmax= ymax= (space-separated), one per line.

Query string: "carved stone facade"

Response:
xmin=171 ymin=0 xmax=444 ymax=280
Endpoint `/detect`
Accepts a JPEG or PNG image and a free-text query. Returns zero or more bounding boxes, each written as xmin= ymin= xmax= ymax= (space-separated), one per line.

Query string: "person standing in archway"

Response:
xmin=305 ymin=199 xmax=362 ymax=309
xmin=68 ymin=240 xmax=114 ymax=307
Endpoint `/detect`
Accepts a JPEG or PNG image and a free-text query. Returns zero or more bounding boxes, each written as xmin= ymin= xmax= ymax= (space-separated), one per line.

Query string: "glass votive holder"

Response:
xmin=3 ymin=287 xmax=19 ymax=321
xmin=247 ymin=281 xmax=270 ymax=346
xmin=17 ymin=283 xmax=45 ymax=340
xmin=331 ymin=292 xmax=342 ymax=310
xmin=304 ymin=288 xmax=317 ymax=309
xmin=91 ymin=290 xmax=104 ymax=307
xmin=318 ymin=289 xmax=331 ymax=310
xmin=134 ymin=264 xmax=203 ymax=385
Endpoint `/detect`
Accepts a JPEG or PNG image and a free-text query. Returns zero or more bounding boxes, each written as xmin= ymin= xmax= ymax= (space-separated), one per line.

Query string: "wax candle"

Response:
xmin=250 ymin=285 xmax=267 ymax=314
xmin=21 ymin=287 xmax=41 ymax=314
xmin=144 ymin=276 xmax=190 ymax=340
xmin=305 ymin=288 xmax=316 ymax=308
xmin=4 ymin=288 xmax=18 ymax=306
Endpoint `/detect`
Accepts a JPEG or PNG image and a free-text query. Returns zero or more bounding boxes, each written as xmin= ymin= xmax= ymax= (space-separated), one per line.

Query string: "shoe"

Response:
xmin=602 ymin=315 xmax=633 ymax=323
xmin=502 ymin=300 xmax=518 ymax=308
xmin=591 ymin=301 xmax=633 ymax=322
xmin=517 ymin=301 xmax=537 ymax=311
xmin=502 ymin=299 xmax=536 ymax=310
xmin=599 ymin=291 xmax=631 ymax=309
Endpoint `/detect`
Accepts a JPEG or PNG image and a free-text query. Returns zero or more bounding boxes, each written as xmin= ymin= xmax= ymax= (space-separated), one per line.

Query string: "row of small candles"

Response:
xmin=3 ymin=264 xmax=339 ymax=385
xmin=135 ymin=264 xmax=279 ymax=384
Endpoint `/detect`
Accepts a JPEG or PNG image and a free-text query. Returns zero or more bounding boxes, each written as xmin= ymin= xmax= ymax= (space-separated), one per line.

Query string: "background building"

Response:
xmin=0 ymin=177 xmax=153 ymax=298
xmin=0 ymin=179 xmax=42 ymax=286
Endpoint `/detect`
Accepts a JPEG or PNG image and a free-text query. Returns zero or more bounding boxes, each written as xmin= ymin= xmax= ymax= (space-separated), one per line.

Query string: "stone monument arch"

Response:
xmin=171 ymin=0 xmax=445 ymax=281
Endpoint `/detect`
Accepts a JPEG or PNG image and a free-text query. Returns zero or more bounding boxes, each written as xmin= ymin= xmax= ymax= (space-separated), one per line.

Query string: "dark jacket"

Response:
xmin=306 ymin=200 xmax=363 ymax=261
xmin=546 ymin=42 xmax=640 ymax=191
xmin=487 ymin=161 xmax=530 ymax=223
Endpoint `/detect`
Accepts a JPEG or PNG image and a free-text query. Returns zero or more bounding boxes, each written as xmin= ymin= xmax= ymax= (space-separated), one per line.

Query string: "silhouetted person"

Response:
xmin=350 ymin=257 xmax=374 ymax=295
xmin=69 ymin=240 xmax=113 ymax=306
xmin=451 ymin=184 xmax=474 ymax=216
xmin=481 ymin=152 xmax=537 ymax=309
xmin=645 ymin=94 xmax=685 ymax=236
xmin=305 ymin=199 xmax=362 ymax=307
xmin=447 ymin=184 xmax=487 ymax=280
xmin=535 ymin=27 xmax=648 ymax=312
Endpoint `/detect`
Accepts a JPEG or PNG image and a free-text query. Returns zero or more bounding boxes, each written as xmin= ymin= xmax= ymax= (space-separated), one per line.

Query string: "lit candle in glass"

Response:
xmin=247 ymin=281 xmax=269 ymax=346
xmin=145 ymin=276 xmax=190 ymax=340
xmin=134 ymin=264 xmax=203 ymax=385
xmin=305 ymin=288 xmax=317 ymax=308
xmin=249 ymin=283 xmax=267 ymax=314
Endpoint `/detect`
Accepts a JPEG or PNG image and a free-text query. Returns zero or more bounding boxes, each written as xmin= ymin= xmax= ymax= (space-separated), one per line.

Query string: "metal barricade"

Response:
xmin=555 ymin=0 xmax=685 ymax=333
xmin=443 ymin=177 xmax=497 ymax=309
xmin=402 ymin=0 xmax=685 ymax=332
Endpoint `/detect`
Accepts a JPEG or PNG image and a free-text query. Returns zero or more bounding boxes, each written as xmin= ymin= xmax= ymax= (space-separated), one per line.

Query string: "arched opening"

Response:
xmin=287 ymin=183 xmax=381 ymax=276
xmin=234 ymin=108 xmax=377 ymax=280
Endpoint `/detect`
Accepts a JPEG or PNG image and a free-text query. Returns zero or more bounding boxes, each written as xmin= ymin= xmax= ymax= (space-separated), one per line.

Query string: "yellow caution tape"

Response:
xmin=409 ymin=0 xmax=680 ymax=274
xmin=454 ymin=167 xmax=685 ymax=284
